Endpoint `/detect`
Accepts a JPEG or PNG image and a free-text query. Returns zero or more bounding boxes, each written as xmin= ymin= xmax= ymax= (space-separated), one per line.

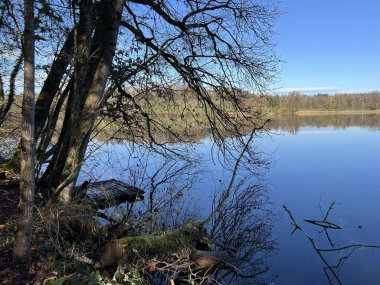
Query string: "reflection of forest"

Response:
xmin=96 ymin=113 xmax=380 ymax=142
xmin=269 ymin=113 xmax=380 ymax=134
xmin=2 ymin=96 xmax=380 ymax=144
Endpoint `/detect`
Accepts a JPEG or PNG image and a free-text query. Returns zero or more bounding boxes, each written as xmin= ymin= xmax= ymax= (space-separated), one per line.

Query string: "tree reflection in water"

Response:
xmin=209 ymin=180 xmax=275 ymax=284
xmin=270 ymin=113 xmax=380 ymax=134
xmin=83 ymin=132 xmax=276 ymax=284
xmin=283 ymin=202 xmax=380 ymax=285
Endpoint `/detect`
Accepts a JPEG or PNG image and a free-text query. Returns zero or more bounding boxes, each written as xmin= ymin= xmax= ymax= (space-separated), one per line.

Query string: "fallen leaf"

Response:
xmin=147 ymin=261 xmax=157 ymax=272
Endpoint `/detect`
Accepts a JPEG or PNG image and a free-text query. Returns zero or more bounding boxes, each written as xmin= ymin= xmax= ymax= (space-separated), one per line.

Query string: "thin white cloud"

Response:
xmin=275 ymin=86 xmax=341 ymax=93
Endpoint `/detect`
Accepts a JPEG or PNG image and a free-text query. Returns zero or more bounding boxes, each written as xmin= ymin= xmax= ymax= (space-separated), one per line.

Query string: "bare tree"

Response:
xmin=1 ymin=0 xmax=278 ymax=203
xmin=13 ymin=0 xmax=35 ymax=263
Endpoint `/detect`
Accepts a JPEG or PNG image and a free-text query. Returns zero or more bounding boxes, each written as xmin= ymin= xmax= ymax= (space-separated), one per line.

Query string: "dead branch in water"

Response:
xmin=283 ymin=204 xmax=380 ymax=285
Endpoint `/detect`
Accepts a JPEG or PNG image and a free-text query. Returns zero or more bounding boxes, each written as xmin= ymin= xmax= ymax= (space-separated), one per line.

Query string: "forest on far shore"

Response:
xmin=268 ymin=91 xmax=380 ymax=112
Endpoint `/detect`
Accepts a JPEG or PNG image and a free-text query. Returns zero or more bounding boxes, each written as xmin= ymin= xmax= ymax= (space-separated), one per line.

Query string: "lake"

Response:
xmin=263 ymin=122 xmax=380 ymax=284
xmin=80 ymin=114 xmax=380 ymax=284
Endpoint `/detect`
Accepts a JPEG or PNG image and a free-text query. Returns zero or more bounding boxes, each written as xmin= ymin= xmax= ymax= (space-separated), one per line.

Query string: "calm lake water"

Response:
xmin=263 ymin=124 xmax=380 ymax=284
xmin=80 ymin=114 xmax=380 ymax=284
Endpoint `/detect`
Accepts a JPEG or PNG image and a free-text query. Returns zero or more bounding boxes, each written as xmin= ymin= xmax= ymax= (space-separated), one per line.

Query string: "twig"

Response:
xmin=202 ymin=126 xmax=266 ymax=225
xmin=283 ymin=205 xmax=342 ymax=285
xmin=304 ymin=220 xmax=342 ymax=230
xmin=323 ymin=200 xmax=337 ymax=222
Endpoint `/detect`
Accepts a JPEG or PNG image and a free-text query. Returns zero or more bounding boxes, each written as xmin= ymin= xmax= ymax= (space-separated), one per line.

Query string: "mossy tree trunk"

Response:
xmin=100 ymin=223 xmax=205 ymax=267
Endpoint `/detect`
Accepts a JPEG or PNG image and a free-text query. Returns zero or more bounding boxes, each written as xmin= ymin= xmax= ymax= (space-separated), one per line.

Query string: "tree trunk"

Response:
xmin=35 ymin=81 xmax=71 ymax=176
xmin=38 ymin=0 xmax=94 ymax=200
xmin=100 ymin=223 xmax=205 ymax=267
xmin=38 ymin=0 xmax=126 ymax=202
xmin=6 ymin=29 xmax=73 ymax=172
xmin=13 ymin=0 xmax=35 ymax=263
xmin=0 ymin=53 xmax=23 ymax=127
xmin=34 ymin=29 xmax=74 ymax=141
xmin=99 ymin=223 xmax=230 ymax=274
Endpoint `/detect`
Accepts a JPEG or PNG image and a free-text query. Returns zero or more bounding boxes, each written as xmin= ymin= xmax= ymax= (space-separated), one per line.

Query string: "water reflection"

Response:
xmin=95 ymin=113 xmax=380 ymax=143
xmin=3 ymin=114 xmax=380 ymax=284
xmin=263 ymin=123 xmax=380 ymax=284
xmin=270 ymin=113 xmax=380 ymax=134
xmin=77 ymin=114 xmax=380 ymax=284
xmin=81 ymin=134 xmax=276 ymax=284
xmin=209 ymin=181 xmax=275 ymax=284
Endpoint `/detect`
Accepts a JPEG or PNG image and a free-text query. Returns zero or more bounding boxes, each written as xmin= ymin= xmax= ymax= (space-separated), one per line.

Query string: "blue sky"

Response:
xmin=275 ymin=0 xmax=380 ymax=94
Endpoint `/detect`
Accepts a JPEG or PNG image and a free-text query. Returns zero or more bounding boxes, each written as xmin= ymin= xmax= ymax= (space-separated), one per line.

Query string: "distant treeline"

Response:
xmin=147 ymin=88 xmax=380 ymax=113
xmin=268 ymin=91 xmax=380 ymax=112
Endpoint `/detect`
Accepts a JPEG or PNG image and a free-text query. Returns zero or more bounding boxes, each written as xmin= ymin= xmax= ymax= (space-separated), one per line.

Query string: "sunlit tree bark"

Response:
xmin=13 ymin=0 xmax=35 ymax=263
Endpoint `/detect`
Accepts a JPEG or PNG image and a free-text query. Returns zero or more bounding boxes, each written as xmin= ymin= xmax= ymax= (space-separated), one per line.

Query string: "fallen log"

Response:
xmin=99 ymin=222 xmax=232 ymax=277
xmin=100 ymin=223 xmax=205 ymax=267
xmin=74 ymin=179 xmax=145 ymax=209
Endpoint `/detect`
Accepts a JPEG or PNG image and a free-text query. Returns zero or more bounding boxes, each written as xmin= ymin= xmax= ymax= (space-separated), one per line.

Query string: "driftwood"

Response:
xmin=74 ymin=179 xmax=145 ymax=209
